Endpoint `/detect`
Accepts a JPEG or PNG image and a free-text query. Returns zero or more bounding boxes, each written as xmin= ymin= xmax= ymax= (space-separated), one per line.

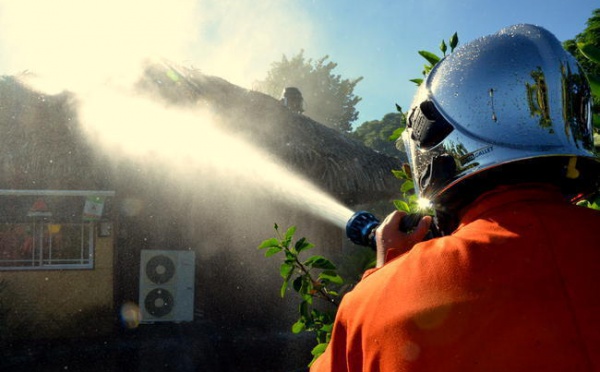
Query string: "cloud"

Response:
xmin=0 ymin=0 xmax=315 ymax=92
xmin=188 ymin=1 xmax=315 ymax=88
xmin=0 ymin=0 xmax=198 ymax=92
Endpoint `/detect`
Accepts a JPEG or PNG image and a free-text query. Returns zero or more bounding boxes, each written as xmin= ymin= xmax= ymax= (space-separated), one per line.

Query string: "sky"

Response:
xmin=0 ymin=0 xmax=597 ymax=128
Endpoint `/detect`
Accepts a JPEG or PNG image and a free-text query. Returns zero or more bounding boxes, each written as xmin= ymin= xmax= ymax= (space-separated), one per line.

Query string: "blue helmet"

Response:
xmin=401 ymin=24 xmax=599 ymax=210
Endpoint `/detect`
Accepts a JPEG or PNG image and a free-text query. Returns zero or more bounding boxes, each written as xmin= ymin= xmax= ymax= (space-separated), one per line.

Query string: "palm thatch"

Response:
xmin=0 ymin=63 xmax=403 ymax=206
xmin=139 ymin=62 xmax=404 ymax=205
xmin=0 ymin=75 xmax=111 ymax=190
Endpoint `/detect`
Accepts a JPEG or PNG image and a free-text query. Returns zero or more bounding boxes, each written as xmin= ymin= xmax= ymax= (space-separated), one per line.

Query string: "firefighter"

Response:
xmin=311 ymin=24 xmax=600 ymax=372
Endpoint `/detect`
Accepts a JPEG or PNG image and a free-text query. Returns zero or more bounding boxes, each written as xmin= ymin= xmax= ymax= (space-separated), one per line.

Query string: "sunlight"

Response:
xmin=417 ymin=197 xmax=432 ymax=211
xmin=0 ymin=0 xmax=195 ymax=93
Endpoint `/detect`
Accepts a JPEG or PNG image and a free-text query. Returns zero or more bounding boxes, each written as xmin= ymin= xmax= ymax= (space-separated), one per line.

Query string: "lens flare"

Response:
xmin=417 ymin=197 xmax=432 ymax=211
xmin=120 ymin=302 xmax=141 ymax=329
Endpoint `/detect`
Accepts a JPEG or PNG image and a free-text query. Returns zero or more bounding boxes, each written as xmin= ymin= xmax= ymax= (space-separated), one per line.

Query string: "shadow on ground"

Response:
xmin=1 ymin=320 xmax=314 ymax=372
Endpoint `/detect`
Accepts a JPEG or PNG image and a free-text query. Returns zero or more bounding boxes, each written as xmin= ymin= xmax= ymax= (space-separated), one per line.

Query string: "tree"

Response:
xmin=563 ymin=8 xmax=600 ymax=123
xmin=256 ymin=50 xmax=363 ymax=133
xmin=351 ymin=112 xmax=407 ymax=160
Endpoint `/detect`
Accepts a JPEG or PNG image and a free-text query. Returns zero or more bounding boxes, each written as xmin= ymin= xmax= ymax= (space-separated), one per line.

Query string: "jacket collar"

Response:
xmin=458 ymin=183 xmax=564 ymax=228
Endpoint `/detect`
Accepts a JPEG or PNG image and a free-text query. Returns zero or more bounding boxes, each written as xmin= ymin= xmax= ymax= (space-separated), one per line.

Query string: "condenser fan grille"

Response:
xmin=139 ymin=250 xmax=195 ymax=323
xmin=146 ymin=255 xmax=176 ymax=284
xmin=144 ymin=288 xmax=174 ymax=317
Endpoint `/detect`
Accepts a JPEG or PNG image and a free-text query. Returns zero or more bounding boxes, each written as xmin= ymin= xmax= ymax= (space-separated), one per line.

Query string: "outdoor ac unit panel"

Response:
xmin=139 ymin=250 xmax=195 ymax=323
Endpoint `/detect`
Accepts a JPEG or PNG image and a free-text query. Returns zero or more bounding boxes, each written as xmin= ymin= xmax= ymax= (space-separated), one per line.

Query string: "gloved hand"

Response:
xmin=374 ymin=210 xmax=432 ymax=267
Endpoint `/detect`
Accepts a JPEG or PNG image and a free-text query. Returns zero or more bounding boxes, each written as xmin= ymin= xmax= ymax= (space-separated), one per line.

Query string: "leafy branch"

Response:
xmin=389 ymin=33 xmax=460 ymax=143
xmin=258 ymin=223 xmax=345 ymax=366
xmin=577 ymin=41 xmax=600 ymax=133
xmin=258 ymin=33 xmax=458 ymax=367
xmin=410 ymin=32 xmax=459 ymax=86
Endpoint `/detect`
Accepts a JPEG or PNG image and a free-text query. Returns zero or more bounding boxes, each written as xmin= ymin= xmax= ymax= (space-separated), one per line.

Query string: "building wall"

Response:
xmin=0 ymin=229 xmax=115 ymax=339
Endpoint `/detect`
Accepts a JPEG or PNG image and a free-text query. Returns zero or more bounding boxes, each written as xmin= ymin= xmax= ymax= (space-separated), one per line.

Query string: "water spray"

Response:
xmin=345 ymin=210 xmax=434 ymax=249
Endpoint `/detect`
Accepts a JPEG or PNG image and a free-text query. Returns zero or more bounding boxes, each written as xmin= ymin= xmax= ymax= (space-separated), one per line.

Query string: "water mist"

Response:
xmin=0 ymin=0 xmax=356 ymax=230
xmin=76 ymin=82 xmax=355 ymax=229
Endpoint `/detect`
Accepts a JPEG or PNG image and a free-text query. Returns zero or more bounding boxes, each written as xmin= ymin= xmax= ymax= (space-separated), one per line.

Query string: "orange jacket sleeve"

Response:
xmin=311 ymin=186 xmax=600 ymax=372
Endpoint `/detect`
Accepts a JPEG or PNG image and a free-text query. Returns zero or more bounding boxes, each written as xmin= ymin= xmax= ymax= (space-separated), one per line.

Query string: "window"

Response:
xmin=0 ymin=190 xmax=114 ymax=270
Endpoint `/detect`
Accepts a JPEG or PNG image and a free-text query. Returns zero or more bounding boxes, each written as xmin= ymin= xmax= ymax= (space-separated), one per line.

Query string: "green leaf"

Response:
xmin=440 ymin=40 xmax=447 ymax=55
xmin=264 ymin=246 xmax=282 ymax=257
xmin=320 ymin=323 xmax=334 ymax=334
xmin=388 ymin=126 xmax=404 ymax=142
xmin=578 ymin=42 xmax=600 ymax=64
xmin=400 ymin=180 xmax=414 ymax=193
xmin=318 ymin=271 xmax=343 ymax=285
xmin=410 ymin=78 xmax=423 ymax=86
xmin=587 ymin=74 xmax=600 ymax=98
xmin=295 ymin=237 xmax=315 ymax=253
xmin=284 ymin=225 xmax=297 ymax=243
xmin=301 ymin=276 xmax=313 ymax=294
xmin=293 ymin=275 xmax=303 ymax=292
xmin=292 ymin=319 xmax=306 ymax=334
xmin=418 ymin=50 xmax=440 ymax=66
xmin=394 ymin=199 xmax=411 ymax=213
xmin=299 ymin=300 xmax=310 ymax=318
xmin=450 ymin=32 xmax=459 ymax=50
xmin=284 ymin=250 xmax=296 ymax=261
xmin=311 ymin=343 xmax=328 ymax=357
xmin=395 ymin=103 xmax=402 ymax=112
xmin=391 ymin=169 xmax=408 ymax=180
xmin=304 ymin=255 xmax=336 ymax=270
xmin=280 ymin=279 xmax=288 ymax=297
xmin=257 ymin=238 xmax=279 ymax=249
xmin=280 ymin=262 xmax=294 ymax=279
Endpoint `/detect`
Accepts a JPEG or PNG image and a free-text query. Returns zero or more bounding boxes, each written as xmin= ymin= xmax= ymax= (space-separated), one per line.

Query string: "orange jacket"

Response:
xmin=311 ymin=185 xmax=600 ymax=371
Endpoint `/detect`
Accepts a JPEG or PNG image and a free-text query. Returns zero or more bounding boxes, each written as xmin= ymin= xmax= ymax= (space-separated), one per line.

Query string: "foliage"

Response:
xmin=387 ymin=33 xmax=459 ymax=144
xmin=255 ymin=50 xmax=363 ymax=133
xmin=578 ymin=195 xmax=600 ymax=210
xmin=259 ymin=35 xmax=457 ymax=367
xmin=410 ymin=32 xmax=459 ymax=86
xmin=564 ymin=8 xmax=600 ymax=132
xmin=258 ymin=224 xmax=345 ymax=366
xmin=391 ymin=165 xmax=419 ymax=213
xmin=350 ymin=112 xmax=407 ymax=158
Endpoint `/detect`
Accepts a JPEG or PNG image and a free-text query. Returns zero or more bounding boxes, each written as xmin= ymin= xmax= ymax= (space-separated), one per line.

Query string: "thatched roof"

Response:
xmin=139 ymin=62 xmax=403 ymax=205
xmin=0 ymin=76 xmax=111 ymax=190
xmin=0 ymin=64 xmax=403 ymax=205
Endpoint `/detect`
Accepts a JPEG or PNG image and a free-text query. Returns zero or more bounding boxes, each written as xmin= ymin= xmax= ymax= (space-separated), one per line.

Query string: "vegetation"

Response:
xmin=410 ymin=32 xmax=459 ymax=87
xmin=262 ymin=9 xmax=600 ymax=367
xmin=352 ymin=33 xmax=458 ymax=156
xmin=259 ymin=34 xmax=456 ymax=366
xmin=564 ymin=8 xmax=600 ymax=134
xmin=255 ymin=50 xmax=363 ymax=133
xmin=350 ymin=112 xmax=406 ymax=158
xmin=258 ymin=224 xmax=344 ymax=366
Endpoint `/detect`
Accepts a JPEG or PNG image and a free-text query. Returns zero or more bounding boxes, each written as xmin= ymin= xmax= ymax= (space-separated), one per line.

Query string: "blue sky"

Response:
xmin=0 ymin=0 xmax=597 ymax=129
xmin=296 ymin=0 xmax=599 ymax=126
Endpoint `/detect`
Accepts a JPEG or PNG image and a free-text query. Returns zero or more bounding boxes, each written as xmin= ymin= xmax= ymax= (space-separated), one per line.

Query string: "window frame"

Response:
xmin=0 ymin=190 xmax=114 ymax=271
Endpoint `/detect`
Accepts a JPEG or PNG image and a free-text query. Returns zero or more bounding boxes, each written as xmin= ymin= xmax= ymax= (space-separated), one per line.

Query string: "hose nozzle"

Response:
xmin=346 ymin=211 xmax=380 ymax=249
xmin=346 ymin=210 xmax=436 ymax=249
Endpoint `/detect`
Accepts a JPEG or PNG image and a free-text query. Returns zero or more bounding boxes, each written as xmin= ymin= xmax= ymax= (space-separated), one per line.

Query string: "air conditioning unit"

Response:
xmin=139 ymin=250 xmax=195 ymax=323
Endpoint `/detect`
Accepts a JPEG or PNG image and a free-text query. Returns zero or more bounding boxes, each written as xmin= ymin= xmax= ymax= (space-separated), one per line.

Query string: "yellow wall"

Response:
xmin=0 ymin=228 xmax=114 ymax=339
